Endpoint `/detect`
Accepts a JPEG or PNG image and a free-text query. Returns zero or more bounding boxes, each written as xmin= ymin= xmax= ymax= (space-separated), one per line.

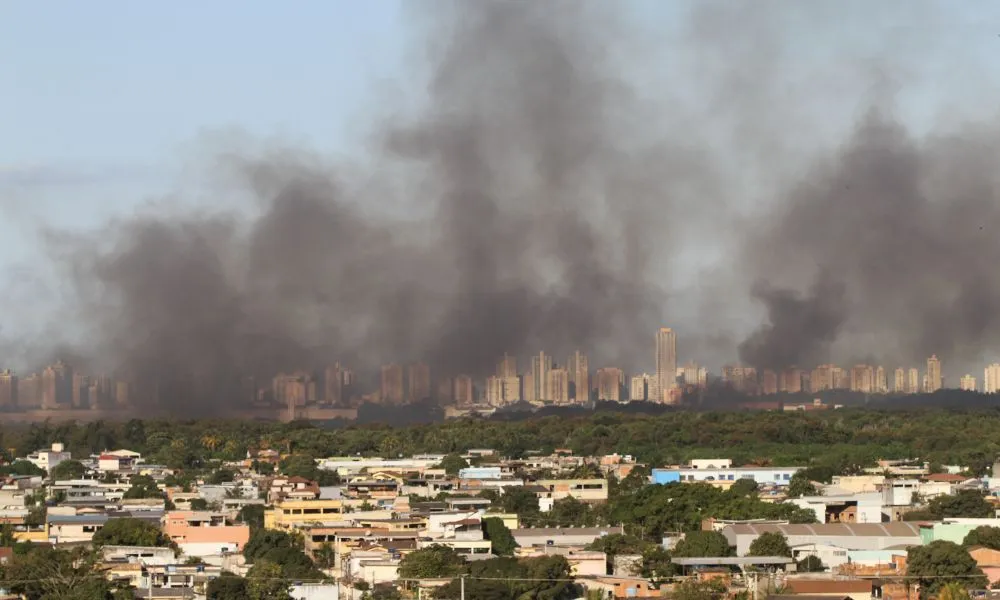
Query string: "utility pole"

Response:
xmin=460 ymin=574 xmax=465 ymax=600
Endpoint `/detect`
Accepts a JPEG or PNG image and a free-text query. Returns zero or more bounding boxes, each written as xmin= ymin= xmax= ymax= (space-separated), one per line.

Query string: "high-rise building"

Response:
xmin=567 ymin=351 xmax=589 ymax=402
xmin=724 ymin=366 xmax=758 ymax=394
xmin=850 ymin=365 xmax=874 ymax=393
xmin=407 ymin=363 xmax=431 ymax=403
xmin=960 ymin=374 xmax=977 ymax=392
xmin=531 ymin=352 xmax=552 ymax=402
xmin=832 ymin=367 xmax=849 ymax=390
xmin=596 ymin=368 xmax=623 ymax=402
xmin=502 ymin=376 xmax=520 ymax=403
xmin=875 ymin=367 xmax=887 ymax=393
xmin=629 ymin=374 xmax=648 ymax=401
xmin=986 ymin=364 xmax=1000 ymax=394
xmin=907 ymin=368 xmax=920 ymax=394
xmin=72 ymin=373 xmax=89 ymax=408
xmin=0 ymin=370 xmax=17 ymax=408
xmin=497 ymin=354 xmax=517 ymax=378
xmin=926 ymin=355 xmax=942 ymax=392
xmin=324 ymin=364 xmax=344 ymax=405
xmin=893 ymin=368 xmax=906 ymax=393
xmin=454 ymin=375 xmax=473 ymax=406
xmin=761 ymin=370 xmax=778 ymax=395
xmin=779 ymin=368 xmax=803 ymax=393
xmin=810 ymin=365 xmax=834 ymax=393
xmin=655 ymin=328 xmax=677 ymax=403
xmin=273 ymin=372 xmax=310 ymax=407
xmin=681 ymin=362 xmax=703 ymax=388
xmin=547 ymin=368 xmax=569 ymax=404
xmin=17 ymin=374 xmax=40 ymax=408
xmin=380 ymin=364 xmax=404 ymax=404
xmin=523 ymin=372 xmax=536 ymax=403
xmin=41 ymin=361 xmax=72 ymax=410
xmin=115 ymin=380 xmax=130 ymax=406
xmin=485 ymin=376 xmax=505 ymax=406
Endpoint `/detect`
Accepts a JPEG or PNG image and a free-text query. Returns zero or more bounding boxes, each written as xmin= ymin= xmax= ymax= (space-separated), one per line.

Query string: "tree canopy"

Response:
xmin=435 ymin=453 xmax=469 ymax=475
xmin=92 ymin=517 xmax=172 ymax=548
xmin=925 ymin=490 xmax=994 ymax=519
xmin=671 ymin=531 xmax=733 ymax=558
xmin=907 ymin=540 xmax=988 ymax=598
xmin=482 ymin=517 xmax=518 ymax=556
xmin=50 ymin=459 xmax=87 ymax=480
xmin=398 ymin=545 xmax=466 ymax=579
xmin=963 ymin=526 xmax=1000 ymax=550
xmin=747 ymin=532 xmax=792 ymax=557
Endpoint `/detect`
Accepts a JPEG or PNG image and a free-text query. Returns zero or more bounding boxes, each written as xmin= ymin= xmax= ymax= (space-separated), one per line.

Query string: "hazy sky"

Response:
xmin=5 ymin=1 xmax=1000 ymax=375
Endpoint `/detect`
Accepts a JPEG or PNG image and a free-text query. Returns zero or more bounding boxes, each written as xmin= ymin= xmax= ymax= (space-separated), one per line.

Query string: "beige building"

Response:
xmin=497 ymin=353 xmax=517 ymax=378
xmin=380 ymin=364 xmax=404 ymax=404
xmin=531 ymin=352 xmax=552 ymax=402
xmin=453 ymin=375 xmax=473 ymax=405
xmin=0 ymin=369 xmax=16 ymax=407
xmin=407 ymin=363 xmax=430 ymax=403
xmin=596 ymin=368 xmax=622 ymax=402
xmin=893 ymin=368 xmax=905 ymax=393
xmin=654 ymin=327 xmax=677 ymax=401
xmin=780 ymin=368 xmax=803 ymax=393
xmin=546 ymin=368 xmax=569 ymax=404
xmin=926 ymin=355 xmax=942 ymax=392
xmin=960 ymin=374 xmax=977 ymax=392
xmin=850 ymin=365 xmax=874 ymax=393
xmin=986 ymin=363 xmax=1000 ymax=394
xmin=629 ymin=374 xmax=648 ymax=401
xmin=907 ymin=368 xmax=919 ymax=393
xmin=567 ymin=350 xmax=589 ymax=402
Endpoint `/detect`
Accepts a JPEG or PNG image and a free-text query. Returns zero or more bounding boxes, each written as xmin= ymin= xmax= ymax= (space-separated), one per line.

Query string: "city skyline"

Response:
xmin=3 ymin=325 xmax=997 ymax=412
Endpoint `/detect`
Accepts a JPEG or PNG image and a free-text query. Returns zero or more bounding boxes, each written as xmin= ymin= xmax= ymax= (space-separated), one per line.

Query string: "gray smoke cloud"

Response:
xmin=737 ymin=109 xmax=1000 ymax=374
xmin=9 ymin=0 xmax=1000 ymax=411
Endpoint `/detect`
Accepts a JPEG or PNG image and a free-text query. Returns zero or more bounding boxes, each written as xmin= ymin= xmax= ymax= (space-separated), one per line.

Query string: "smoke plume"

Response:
xmin=8 ymin=0 xmax=1000 ymax=413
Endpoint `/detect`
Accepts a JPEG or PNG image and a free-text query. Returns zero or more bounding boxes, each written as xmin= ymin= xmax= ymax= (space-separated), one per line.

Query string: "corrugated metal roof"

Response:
xmin=725 ymin=522 xmax=921 ymax=537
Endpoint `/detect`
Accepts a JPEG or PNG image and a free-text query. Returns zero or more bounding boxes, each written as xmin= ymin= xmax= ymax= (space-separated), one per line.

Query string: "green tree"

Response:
xmin=928 ymin=490 xmax=994 ymax=519
xmin=243 ymin=530 xmax=301 ymax=562
xmin=938 ymin=582 xmax=971 ymax=600
xmin=482 ymin=517 xmax=518 ymax=556
xmin=435 ymin=453 xmax=469 ymax=476
xmin=639 ymin=546 xmax=676 ymax=583
xmin=1 ymin=461 xmax=45 ymax=477
xmin=50 ymin=459 xmax=87 ymax=480
xmin=500 ymin=486 xmax=540 ymax=516
xmin=797 ymin=554 xmax=826 ymax=572
xmin=369 ymin=583 xmax=403 ymax=600
xmin=92 ymin=517 xmax=172 ymax=547
xmin=747 ymin=532 xmax=792 ymax=557
xmin=907 ymin=540 xmax=987 ymax=598
xmin=586 ymin=533 xmax=651 ymax=558
xmin=0 ymin=545 xmax=116 ymax=600
xmin=207 ymin=571 xmax=248 ymax=600
xmin=209 ymin=469 xmax=236 ymax=484
xmin=190 ymin=498 xmax=209 ymax=510
xmin=238 ymin=504 xmax=266 ymax=531
xmin=314 ymin=543 xmax=336 ymax=569
xmin=398 ymin=545 xmax=466 ymax=579
xmin=672 ymin=578 xmax=727 ymax=600
xmin=786 ymin=473 xmax=819 ymax=498
xmin=246 ymin=560 xmax=291 ymax=600
xmin=963 ymin=526 xmax=1000 ymax=549
xmin=729 ymin=478 xmax=759 ymax=497
xmin=671 ymin=531 xmax=733 ymax=557
xmin=123 ymin=474 xmax=164 ymax=499
xmin=278 ymin=453 xmax=339 ymax=486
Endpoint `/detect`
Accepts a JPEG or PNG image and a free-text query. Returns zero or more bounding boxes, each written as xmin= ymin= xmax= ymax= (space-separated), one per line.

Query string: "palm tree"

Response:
xmin=314 ymin=542 xmax=336 ymax=570
xmin=937 ymin=582 xmax=970 ymax=600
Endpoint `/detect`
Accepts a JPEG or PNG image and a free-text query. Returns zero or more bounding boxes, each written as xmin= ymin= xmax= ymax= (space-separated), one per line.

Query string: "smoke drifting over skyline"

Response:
xmin=6 ymin=1 xmax=1000 ymax=412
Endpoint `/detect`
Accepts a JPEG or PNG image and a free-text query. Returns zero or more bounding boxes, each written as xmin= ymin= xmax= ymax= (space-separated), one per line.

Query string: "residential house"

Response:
xmin=652 ymin=464 xmax=802 ymax=487
xmin=264 ymin=499 xmax=344 ymax=530
xmin=161 ymin=511 xmax=249 ymax=557
xmin=25 ymin=443 xmax=71 ymax=472
xmin=790 ymin=492 xmax=885 ymax=524
xmin=534 ymin=479 xmax=609 ymax=503
xmin=268 ymin=476 xmax=320 ymax=503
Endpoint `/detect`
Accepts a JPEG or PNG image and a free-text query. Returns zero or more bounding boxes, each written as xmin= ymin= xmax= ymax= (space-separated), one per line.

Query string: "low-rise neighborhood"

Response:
xmin=0 ymin=441 xmax=999 ymax=599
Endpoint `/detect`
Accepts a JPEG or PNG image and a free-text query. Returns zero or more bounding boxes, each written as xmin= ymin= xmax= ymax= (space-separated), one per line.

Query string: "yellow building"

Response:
xmin=264 ymin=499 xmax=344 ymax=530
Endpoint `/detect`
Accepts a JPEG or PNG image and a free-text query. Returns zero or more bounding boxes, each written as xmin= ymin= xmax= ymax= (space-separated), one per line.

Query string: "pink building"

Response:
xmin=161 ymin=511 xmax=250 ymax=557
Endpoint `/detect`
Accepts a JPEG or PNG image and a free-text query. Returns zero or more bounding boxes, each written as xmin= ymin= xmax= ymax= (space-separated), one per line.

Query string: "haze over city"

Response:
xmin=6 ymin=1 xmax=1000 ymax=414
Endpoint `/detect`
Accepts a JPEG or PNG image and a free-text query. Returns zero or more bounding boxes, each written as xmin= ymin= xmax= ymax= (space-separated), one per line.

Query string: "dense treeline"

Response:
xmin=2 ymin=406 xmax=1000 ymax=473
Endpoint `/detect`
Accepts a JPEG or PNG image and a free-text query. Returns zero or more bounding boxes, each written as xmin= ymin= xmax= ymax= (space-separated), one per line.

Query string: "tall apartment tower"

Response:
xmin=531 ymin=352 xmax=552 ymax=402
xmin=497 ymin=354 xmax=517 ymax=378
xmin=893 ymin=368 xmax=906 ymax=393
xmin=380 ymin=364 xmax=404 ymax=404
xmin=655 ymin=328 xmax=677 ymax=403
xmin=960 ymin=374 xmax=977 ymax=392
xmin=324 ymin=363 xmax=344 ymax=405
xmin=629 ymin=374 xmax=648 ymax=401
xmin=454 ymin=375 xmax=474 ymax=405
xmin=926 ymin=355 xmax=942 ymax=392
xmin=0 ymin=370 xmax=17 ymax=408
xmin=547 ymin=368 xmax=569 ymax=404
xmin=407 ymin=363 xmax=431 ymax=403
xmin=596 ymin=367 xmax=623 ymax=402
xmin=907 ymin=368 xmax=920 ymax=394
xmin=986 ymin=364 xmax=1000 ymax=394
xmin=567 ymin=350 xmax=589 ymax=402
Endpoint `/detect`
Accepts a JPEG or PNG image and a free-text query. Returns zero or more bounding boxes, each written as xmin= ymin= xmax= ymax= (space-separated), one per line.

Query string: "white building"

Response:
xmin=986 ymin=364 xmax=1000 ymax=394
xmin=26 ymin=442 xmax=71 ymax=472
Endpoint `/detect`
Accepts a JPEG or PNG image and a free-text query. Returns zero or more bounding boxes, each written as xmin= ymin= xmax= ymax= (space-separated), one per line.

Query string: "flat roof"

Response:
xmin=671 ymin=556 xmax=796 ymax=566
